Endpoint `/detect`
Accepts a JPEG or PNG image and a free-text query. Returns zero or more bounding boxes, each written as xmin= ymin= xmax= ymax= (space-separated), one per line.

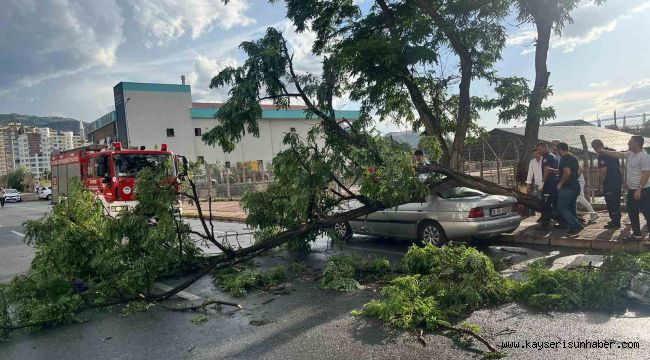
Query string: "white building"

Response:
xmin=86 ymin=81 xmax=360 ymax=170
xmin=17 ymin=126 xmax=85 ymax=179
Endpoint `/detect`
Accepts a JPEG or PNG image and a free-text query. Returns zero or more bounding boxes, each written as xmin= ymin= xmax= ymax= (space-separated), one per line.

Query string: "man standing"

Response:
xmin=556 ymin=142 xmax=583 ymax=235
xmin=591 ymin=139 xmax=623 ymax=229
xmin=0 ymin=187 xmax=5 ymax=208
xmin=536 ymin=142 xmax=560 ymax=230
xmin=526 ymin=148 xmax=544 ymax=195
xmin=598 ymin=136 xmax=650 ymax=241
xmin=526 ymin=148 xmax=543 ymax=219
xmin=577 ymin=167 xmax=599 ymax=224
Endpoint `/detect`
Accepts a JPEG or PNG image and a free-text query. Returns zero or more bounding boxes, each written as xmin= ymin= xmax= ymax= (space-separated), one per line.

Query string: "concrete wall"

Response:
xmin=191 ymin=118 xmax=320 ymax=167
xmin=123 ymin=90 xmax=196 ymax=158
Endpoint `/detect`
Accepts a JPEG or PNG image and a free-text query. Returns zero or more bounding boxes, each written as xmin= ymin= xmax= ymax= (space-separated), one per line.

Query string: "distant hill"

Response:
xmin=0 ymin=113 xmax=90 ymax=134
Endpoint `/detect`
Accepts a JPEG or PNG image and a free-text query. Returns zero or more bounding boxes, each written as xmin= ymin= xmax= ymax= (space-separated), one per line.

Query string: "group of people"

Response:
xmin=527 ymin=135 xmax=650 ymax=240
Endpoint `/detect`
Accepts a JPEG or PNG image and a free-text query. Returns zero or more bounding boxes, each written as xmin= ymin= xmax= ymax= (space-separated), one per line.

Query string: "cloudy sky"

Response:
xmin=1 ymin=0 xmax=649 ymax=133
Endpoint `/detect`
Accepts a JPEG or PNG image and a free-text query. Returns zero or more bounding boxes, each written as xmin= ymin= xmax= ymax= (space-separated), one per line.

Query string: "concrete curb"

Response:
xmin=500 ymin=232 xmax=650 ymax=253
xmin=181 ymin=212 xmax=247 ymax=223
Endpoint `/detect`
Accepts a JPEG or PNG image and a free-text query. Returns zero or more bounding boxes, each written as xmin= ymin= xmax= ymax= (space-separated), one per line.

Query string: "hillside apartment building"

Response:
xmin=0 ymin=122 xmax=86 ymax=179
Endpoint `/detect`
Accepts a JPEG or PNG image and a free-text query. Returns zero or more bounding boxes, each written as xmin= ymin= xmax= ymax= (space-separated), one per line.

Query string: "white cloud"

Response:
xmin=131 ymin=0 xmax=256 ymax=47
xmin=589 ymin=80 xmax=610 ymax=87
xmin=281 ymin=21 xmax=322 ymax=74
xmin=0 ymin=0 xmax=124 ymax=91
xmin=510 ymin=0 xmax=650 ymax=54
xmin=187 ymin=55 xmax=239 ymax=101
xmin=596 ymin=79 xmax=650 ymax=113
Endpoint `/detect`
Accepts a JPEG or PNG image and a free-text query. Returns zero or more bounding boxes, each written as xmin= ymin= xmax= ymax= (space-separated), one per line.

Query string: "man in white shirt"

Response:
xmin=577 ymin=168 xmax=599 ymax=223
xmin=526 ymin=148 xmax=543 ymax=220
xmin=599 ymin=135 xmax=650 ymax=241
xmin=526 ymin=148 xmax=543 ymax=193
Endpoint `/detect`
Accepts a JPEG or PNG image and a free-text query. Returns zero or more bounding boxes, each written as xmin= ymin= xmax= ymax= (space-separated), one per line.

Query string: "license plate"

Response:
xmin=490 ymin=207 xmax=509 ymax=216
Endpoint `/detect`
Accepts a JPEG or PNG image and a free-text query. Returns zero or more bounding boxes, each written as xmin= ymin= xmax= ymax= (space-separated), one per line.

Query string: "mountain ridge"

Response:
xmin=0 ymin=113 xmax=90 ymax=134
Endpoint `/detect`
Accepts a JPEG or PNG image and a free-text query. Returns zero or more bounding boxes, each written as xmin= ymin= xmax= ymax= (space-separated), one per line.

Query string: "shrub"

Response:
xmin=360 ymin=245 xmax=514 ymax=329
xmin=319 ymin=255 xmax=394 ymax=291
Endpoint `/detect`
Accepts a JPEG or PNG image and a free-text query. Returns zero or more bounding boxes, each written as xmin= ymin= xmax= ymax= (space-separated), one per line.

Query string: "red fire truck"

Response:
xmin=50 ymin=142 xmax=183 ymax=217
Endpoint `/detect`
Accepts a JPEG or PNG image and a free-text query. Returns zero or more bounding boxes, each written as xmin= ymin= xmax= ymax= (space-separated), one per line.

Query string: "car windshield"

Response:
xmin=438 ymin=187 xmax=484 ymax=199
xmin=113 ymin=154 xmax=176 ymax=178
xmin=5 ymin=189 xmax=18 ymax=194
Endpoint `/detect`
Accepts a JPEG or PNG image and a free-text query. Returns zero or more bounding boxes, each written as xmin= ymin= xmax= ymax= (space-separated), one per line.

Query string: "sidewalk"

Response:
xmin=181 ymin=200 xmax=247 ymax=222
xmin=501 ymin=211 xmax=650 ymax=252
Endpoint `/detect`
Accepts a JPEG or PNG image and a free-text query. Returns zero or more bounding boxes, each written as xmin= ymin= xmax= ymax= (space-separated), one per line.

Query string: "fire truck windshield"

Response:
xmin=113 ymin=154 xmax=176 ymax=178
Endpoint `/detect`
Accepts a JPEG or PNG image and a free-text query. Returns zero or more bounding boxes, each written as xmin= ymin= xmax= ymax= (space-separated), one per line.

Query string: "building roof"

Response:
xmin=117 ymin=82 xmax=191 ymax=93
xmin=192 ymin=102 xmax=310 ymax=110
xmin=492 ymin=126 xmax=650 ymax=153
xmin=544 ymin=119 xmax=594 ymax=127
xmin=190 ymin=104 xmax=360 ymax=120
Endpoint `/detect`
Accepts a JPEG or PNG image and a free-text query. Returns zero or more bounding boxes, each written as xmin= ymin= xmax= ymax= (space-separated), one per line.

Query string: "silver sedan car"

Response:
xmin=335 ymin=187 xmax=521 ymax=246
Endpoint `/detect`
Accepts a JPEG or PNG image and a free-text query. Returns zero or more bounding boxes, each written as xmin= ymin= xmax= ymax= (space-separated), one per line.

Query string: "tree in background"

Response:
xmin=513 ymin=0 xmax=605 ymax=184
xmin=6 ymin=166 xmax=32 ymax=192
xmin=268 ymin=0 xmax=511 ymax=169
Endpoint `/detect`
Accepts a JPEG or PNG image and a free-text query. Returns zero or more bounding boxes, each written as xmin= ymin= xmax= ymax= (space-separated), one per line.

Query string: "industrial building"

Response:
xmin=86 ymin=81 xmax=361 ymax=169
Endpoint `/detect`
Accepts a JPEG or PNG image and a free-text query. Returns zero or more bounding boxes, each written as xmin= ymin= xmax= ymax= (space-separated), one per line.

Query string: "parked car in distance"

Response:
xmin=3 ymin=188 xmax=22 ymax=203
xmin=335 ymin=187 xmax=521 ymax=246
xmin=37 ymin=186 xmax=52 ymax=200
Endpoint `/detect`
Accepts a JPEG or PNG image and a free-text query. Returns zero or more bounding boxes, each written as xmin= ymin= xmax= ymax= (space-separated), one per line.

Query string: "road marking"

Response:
xmin=11 ymin=230 xmax=25 ymax=238
xmin=153 ymin=282 xmax=201 ymax=301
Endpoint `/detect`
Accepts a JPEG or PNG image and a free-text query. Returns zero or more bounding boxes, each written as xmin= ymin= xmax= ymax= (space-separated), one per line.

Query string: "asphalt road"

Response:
xmin=2 ymin=202 xmax=650 ymax=359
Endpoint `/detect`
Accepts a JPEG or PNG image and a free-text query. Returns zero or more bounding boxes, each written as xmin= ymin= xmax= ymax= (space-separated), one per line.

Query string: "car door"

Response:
xmin=385 ymin=198 xmax=429 ymax=239
xmin=349 ymin=209 xmax=388 ymax=236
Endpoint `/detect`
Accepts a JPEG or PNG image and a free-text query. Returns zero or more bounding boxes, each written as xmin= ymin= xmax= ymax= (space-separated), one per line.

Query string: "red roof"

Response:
xmin=191 ymin=102 xmax=309 ymax=110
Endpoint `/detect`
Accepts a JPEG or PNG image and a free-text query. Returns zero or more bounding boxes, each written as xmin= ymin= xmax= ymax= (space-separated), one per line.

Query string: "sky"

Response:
xmin=1 ymin=0 xmax=650 ymax=134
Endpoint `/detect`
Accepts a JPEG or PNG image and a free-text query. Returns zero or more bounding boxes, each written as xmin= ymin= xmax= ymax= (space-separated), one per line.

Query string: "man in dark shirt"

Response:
xmin=536 ymin=142 xmax=560 ymax=230
xmin=591 ymin=139 xmax=623 ymax=229
xmin=556 ymin=142 xmax=583 ymax=235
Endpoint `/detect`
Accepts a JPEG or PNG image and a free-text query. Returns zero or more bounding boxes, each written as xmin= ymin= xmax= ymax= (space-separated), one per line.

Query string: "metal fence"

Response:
xmin=192 ymin=163 xmax=274 ymax=200
xmin=458 ymin=113 xmax=650 ymax=199
xmin=190 ymin=113 xmax=649 ymax=200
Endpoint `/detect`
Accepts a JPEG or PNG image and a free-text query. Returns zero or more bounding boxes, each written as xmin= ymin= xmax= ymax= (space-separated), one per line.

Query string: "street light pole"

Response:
xmin=125 ymin=97 xmax=132 ymax=148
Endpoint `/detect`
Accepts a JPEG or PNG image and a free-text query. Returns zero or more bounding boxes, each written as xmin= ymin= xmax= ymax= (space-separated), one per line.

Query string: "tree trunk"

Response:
xmin=516 ymin=18 xmax=553 ymax=184
xmin=449 ymin=56 xmax=472 ymax=170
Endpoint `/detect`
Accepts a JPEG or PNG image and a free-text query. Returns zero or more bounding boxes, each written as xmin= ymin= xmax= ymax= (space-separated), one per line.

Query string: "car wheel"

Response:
xmin=417 ymin=221 xmax=447 ymax=247
xmin=334 ymin=221 xmax=352 ymax=241
xmin=46 ymin=194 xmax=51 ymax=200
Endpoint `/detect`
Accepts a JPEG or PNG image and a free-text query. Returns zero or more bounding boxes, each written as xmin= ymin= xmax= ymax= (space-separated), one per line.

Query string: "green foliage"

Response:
xmin=360 ymin=245 xmax=513 ymax=329
xmin=291 ymin=262 xmax=307 ymax=274
xmin=6 ymin=166 xmax=31 ymax=192
xmin=320 ymin=255 xmax=393 ymax=291
xmin=213 ymin=265 xmax=287 ymax=297
xmin=516 ymin=253 xmax=643 ymax=312
xmin=486 ymin=77 xmax=555 ymax=124
xmin=191 ymin=314 xmax=209 ymax=324
xmin=1 ymin=171 xmax=199 ymax=334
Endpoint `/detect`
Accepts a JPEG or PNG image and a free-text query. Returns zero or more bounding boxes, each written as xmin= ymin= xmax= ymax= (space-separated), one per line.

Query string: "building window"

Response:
xmin=166 ymin=128 xmax=175 ymax=137
xmin=225 ymin=161 xmax=231 ymax=169
xmin=290 ymin=127 xmax=296 ymax=133
xmin=194 ymin=128 xmax=202 ymax=136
